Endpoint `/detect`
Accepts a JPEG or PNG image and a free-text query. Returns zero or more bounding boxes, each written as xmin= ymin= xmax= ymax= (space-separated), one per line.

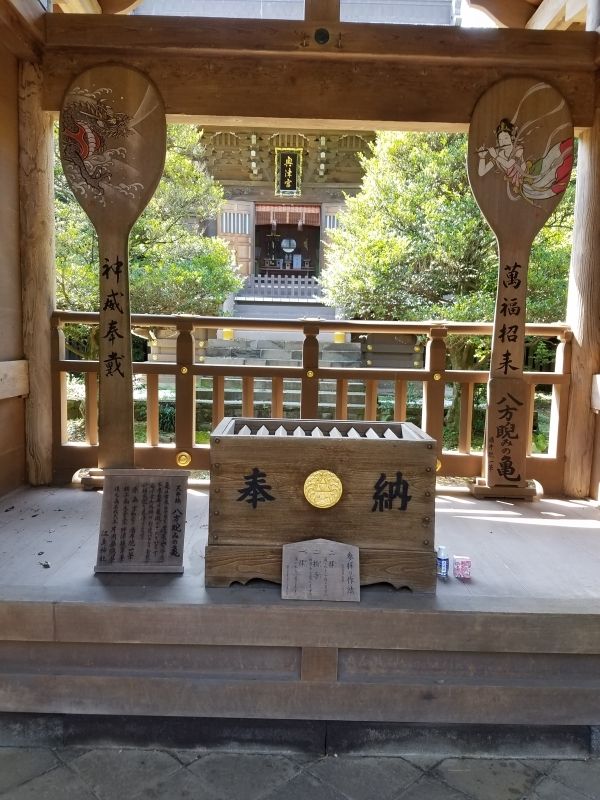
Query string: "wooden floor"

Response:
xmin=1 ymin=484 xmax=600 ymax=725
xmin=1 ymin=484 xmax=599 ymax=605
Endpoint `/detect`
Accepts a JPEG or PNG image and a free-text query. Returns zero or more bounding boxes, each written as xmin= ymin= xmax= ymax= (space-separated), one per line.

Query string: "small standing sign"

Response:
xmin=95 ymin=469 xmax=189 ymax=573
xmin=282 ymin=539 xmax=360 ymax=602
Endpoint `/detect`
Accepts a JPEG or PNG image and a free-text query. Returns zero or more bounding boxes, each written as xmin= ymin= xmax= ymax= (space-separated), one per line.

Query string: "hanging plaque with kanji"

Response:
xmin=275 ymin=148 xmax=303 ymax=197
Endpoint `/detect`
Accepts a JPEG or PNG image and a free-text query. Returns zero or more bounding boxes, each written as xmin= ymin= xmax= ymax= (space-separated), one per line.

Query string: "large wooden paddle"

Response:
xmin=467 ymin=78 xmax=573 ymax=492
xmin=59 ymin=66 xmax=166 ymax=469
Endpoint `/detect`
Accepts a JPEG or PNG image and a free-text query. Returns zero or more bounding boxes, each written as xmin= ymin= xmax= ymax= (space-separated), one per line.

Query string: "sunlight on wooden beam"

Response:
xmin=467 ymin=0 xmax=535 ymax=28
xmin=526 ymin=0 xmax=568 ymax=29
xmin=55 ymin=0 xmax=101 ymax=11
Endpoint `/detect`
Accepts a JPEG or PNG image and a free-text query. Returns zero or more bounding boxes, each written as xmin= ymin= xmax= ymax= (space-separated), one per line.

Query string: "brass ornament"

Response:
xmin=303 ymin=469 xmax=343 ymax=509
xmin=176 ymin=451 xmax=192 ymax=467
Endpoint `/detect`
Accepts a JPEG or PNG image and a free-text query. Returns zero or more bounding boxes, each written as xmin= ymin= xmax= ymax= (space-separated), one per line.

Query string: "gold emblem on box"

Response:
xmin=303 ymin=470 xmax=343 ymax=509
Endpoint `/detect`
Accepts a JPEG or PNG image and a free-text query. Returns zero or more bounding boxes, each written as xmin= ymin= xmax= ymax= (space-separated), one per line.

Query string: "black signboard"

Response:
xmin=275 ymin=148 xmax=303 ymax=197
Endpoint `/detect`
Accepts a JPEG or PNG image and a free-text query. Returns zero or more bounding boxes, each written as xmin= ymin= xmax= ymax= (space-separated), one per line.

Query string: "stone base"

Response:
xmin=469 ymin=478 xmax=540 ymax=500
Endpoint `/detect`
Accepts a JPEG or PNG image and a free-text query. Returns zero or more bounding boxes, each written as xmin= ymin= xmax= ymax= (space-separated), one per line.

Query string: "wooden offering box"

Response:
xmin=205 ymin=418 xmax=437 ymax=592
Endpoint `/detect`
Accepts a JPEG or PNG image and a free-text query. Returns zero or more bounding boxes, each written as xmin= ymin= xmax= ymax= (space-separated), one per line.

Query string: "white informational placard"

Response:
xmin=95 ymin=469 xmax=188 ymax=573
xmin=282 ymin=538 xmax=360 ymax=602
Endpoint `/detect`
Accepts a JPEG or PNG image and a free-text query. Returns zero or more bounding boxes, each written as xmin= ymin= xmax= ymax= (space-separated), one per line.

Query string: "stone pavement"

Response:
xmin=0 ymin=746 xmax=599 ymax=800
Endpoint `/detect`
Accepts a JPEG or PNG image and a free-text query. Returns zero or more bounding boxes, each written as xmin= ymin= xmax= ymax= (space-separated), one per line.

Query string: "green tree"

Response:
xmin=55 ymin=123 xmax=241 ymax=355
xmin=322 ymin=131 xmax=575 ymax=449
xmin=322 ymin=131 xmax=575 ymax=338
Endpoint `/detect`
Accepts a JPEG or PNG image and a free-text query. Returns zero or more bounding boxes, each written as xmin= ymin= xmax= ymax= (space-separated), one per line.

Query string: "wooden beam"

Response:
xmin=304 ymin=0 xmax=340 ymax=21
xmin=467 ymin=1 xmax=537 ymax=28
xmin=42 ymin=18 xmax=596 ymax=128
xmin=54 ymin=0 xmax=101 ymax=12
xmin=0 ymin=0 xmax=44 ymax=61
xmin=588 ymin=0 xmax=600 ymax=27
xmin=98 ymin=0 xmax=141 ymax=11
xmin=527 ymin=0 xmax=567 ymax=29
xmin=43 ymin=14 xmax=595 ymax=69
xmin=42 ymin=53 xmax=596 ymax=129
xmin=0 ymin=361 xmax=29 ymax=402
xmin=566 ymin=0 xmax=587 ymax=24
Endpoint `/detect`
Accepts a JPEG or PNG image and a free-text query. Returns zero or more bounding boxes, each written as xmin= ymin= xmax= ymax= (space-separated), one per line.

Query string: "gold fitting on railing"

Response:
xmin=180 ymin=366 xmax=188 ymax=374
xmin=198 ymin=340 xmax=206 ymax=348
xmin=367 ymin=344 xmax=373 ymax=351
xmin=414 ymin=345 xmax=421 ymax=352
xmin=176 ymin=451 xmax=192 ymax=467
xmin=436 ymin=458 xmax=442 ymax=472
xmin=433 ymin=373 xmax=442 ymax=381
xmin=306 ymin=370 xmax=315 ymax=378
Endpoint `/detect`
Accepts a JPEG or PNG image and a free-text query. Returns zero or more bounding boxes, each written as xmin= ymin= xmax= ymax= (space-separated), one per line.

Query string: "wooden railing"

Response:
xmin=236 ymin=275 xmax=323 ymax=302
xmin=51 ymin=311 xmax=572 ymax=492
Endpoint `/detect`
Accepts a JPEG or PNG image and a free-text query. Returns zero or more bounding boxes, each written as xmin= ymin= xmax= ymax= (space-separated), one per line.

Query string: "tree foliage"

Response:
xmin=55 ymin=123 xmax=241 ymax=319
xmin=322 ymin=131 xmax=575 ymax=329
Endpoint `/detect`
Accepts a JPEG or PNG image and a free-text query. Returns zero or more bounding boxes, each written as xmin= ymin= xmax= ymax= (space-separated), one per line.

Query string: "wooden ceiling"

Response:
xmin=53 ymin=0 xmax=141 ymax=12
xmin=50 ymin=0 xmax=589 ymax=30
xmin=470 ymin=0 xmax=587 ymax=29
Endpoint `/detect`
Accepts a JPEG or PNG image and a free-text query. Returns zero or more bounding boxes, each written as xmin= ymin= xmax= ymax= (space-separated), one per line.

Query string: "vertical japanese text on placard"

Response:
xmin=96 ymin=472 xmax=188 ymax=573
xmin=495 ymin=391 xmax=524 ymax=482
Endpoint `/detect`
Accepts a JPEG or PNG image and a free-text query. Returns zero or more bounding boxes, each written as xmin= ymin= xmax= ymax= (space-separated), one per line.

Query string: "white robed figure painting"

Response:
xmin=477 ymin=82 xmax=573 ymax=206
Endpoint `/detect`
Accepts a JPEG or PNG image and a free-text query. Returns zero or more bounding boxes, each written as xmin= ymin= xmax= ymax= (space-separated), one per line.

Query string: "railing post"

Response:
xmin=85 ymin=372 xmax=99 ymax=446
xmin=458 ymin=382 xmax=474 ymax=454
xmin=175 ymin=320 xmax=195 ymax=462
xmin=242 ymin=376 xmax=254 ymax=417
xmin=212 ymin=375 xmax=225 ymax=428
xmin=271 ymin=376 xmax=284 ymax=417
xmin=394 ymin=379 xmax=407 ymax=422
xmin=365 ymin=380 xmax=378 ymax=421
xmin=335 ymin=379 xmax=348 ymax=420
xmin=301 ymin=323 xmax=319 ymax=418
xmin=549 ymin=331 xmax=572 ymax=461
xmin=146 ymin=372 xmax=159 ymax=446
xmin=51 ymin=325 xmax=68 ymax=450
xmin=525 ymin=383 xmax=536 ymax=456
xmin=422 ymin=326 xmax=447 ymax=453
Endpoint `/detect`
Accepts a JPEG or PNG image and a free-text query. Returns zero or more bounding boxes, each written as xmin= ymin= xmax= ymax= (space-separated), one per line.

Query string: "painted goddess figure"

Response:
xmin=477 ymin=83 xmax=573 ymax=205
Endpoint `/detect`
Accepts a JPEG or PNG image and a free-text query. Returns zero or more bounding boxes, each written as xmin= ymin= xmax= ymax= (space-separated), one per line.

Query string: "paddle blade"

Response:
xmin=59 ymin=64 xmax=166 ymax=235
xmin=468 ymin=78 xmax=573 ymax=244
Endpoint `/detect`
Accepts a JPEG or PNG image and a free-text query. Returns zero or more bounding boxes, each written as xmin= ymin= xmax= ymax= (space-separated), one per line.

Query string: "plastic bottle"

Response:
xmin=436 ymin=545 xmax=449 ymax=579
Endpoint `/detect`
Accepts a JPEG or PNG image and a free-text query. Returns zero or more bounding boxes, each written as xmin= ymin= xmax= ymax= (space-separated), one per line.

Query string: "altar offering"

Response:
xmin=453 ymin=555 xmax=472 ymax=579
xmin=205 ymin=417 xmax=437 ymax=591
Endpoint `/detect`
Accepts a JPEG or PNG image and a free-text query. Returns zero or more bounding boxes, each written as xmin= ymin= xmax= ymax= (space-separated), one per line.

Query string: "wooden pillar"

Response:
xmin=175 ymin=323 xmax=195 ymax=459
xmin=564 ymin=1 xmax=600 ymax=497
xmin=19 ymin=62 xmax=55 ymax=485
xmin=304 ymin=0 xmax=340 ymax=21
xmin=301 ymin=324 xmax=319 ymax=419
xmin=422 ymin=327 xmax=447 ymax=453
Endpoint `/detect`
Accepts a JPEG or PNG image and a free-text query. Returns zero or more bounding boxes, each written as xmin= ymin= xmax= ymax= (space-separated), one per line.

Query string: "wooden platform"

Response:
xmin=1 ymin=485 xmax=600 ymax=725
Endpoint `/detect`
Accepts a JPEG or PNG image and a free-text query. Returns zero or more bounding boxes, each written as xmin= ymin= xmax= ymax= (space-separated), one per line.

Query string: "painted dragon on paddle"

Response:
xmin=60 ymin=88 xmax=135 ymax=199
